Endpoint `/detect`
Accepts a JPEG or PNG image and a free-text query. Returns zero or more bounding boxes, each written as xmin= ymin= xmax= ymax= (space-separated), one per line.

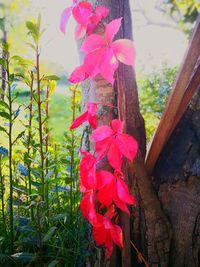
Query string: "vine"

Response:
xmin=61 ymin=0 xmax=138 ymax=257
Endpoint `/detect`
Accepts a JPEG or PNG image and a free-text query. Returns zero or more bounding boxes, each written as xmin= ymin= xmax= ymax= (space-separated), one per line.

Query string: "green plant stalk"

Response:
xmin=7 ymin=49 xmax=14 ymax=253
xmin=36 ymin=46 xmax=45 ymax=201
xmin=70 ymin=88 xmax=76 ymax=219
xmin=27 ymin=72 xmax=34 ymax=220
xmin=54 ymin=144 xmax=60 ymax=211
xmin=0 ymin=156 xmax=7 ymax=235
xmin=45 ymin=85 xmax=49 ymax=216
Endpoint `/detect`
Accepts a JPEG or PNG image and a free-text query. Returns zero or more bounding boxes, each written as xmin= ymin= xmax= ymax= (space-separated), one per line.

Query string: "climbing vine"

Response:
xmin=60 ymin=0 xmax=138 ymax=256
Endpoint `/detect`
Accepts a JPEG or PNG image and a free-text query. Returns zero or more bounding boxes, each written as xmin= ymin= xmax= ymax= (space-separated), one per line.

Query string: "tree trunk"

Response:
xmin=81 ymin=1 xmax=172 ymax=266
xmin=153 ymin=88 xmax=200 ymax=267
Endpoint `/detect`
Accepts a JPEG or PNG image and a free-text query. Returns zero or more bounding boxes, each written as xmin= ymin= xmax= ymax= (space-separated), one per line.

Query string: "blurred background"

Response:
xmin=1 ymin=0 xmax=199 ymax=141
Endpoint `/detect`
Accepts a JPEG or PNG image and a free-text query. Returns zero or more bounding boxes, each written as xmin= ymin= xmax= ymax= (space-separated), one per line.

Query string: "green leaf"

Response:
xmin=0 ymin=111 xmax=10 ymax=120
xmin=48 ymin=260 xmax=59 ymax=267
xmin=0 ymin=58 xmax=6 ymax=69
xmin=42 ymin=227 xmax=57 ymax=243
xmin=9 ymin=74 xmax=15 ymax=84
xmin=49 ymin=80 xmax=57 ymax=97
xmin=44 ymin=75 xmax=60 ymax=81
xmin=0 ymin=126 xmax=7 ymax=134
xmin=26 ymin=42 xmax=36 ymax=51
xmin=13 ymin=131 xmax=25 ymax=144
xmin=0 ymin=100 xmax=9 ymax=110
xmin=11 ymin=253 xmax=36 ymax=264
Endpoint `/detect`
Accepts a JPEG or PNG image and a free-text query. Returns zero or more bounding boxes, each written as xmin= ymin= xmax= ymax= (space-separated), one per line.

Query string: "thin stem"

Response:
xmin=27 ymin=72 xmax=34 ymax=221
xmin=36 ymin=46 xmax=45 ymax=201
xmin=0 ymin=157 xmax=7 ymax=236
xmin=45 ymin=85 xmax=49 ymax=217
xmin=7 ymin=49 xmax=14 ymax=253
xmin=54 ymin=144 xmax=60 ymax=211
xmin=69 ymin=88 xmax=76 ymax=219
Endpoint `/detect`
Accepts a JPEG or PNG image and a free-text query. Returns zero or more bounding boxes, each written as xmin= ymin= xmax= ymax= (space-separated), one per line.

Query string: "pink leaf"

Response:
xmin=97 ymin=184 xmax=113 ymax=207
xmin=68 ymin=65 xmax=88 ymax=83
xmin=96 ymin=170 xmax=115 ymax=189
xmin=111 ymin=119 xmax=124 ymax=134
xmin=110 ymin=224 xmax=123 ymax=248
xmin=60 ymin=7 xmax=73 ymax=34
xmin=92 ymin=125 xmax=114 ymax=141
xmin=83 ymin=49 xmax=104 ymax=78
xmin=75 ymin=24 xmax=87 ymax=39
xmin=98 ymin=48 xmax=116 ymax=85
xmin=105 ymin=18 xmax=122 ymax=43
xmin=107 ymin=140 xmax=122 ymax=169
xmin=72 ymin=2 xmax=93 ymax=25
xmin=117 ymin=133 xmax=138 ymax=161
xmin=80 ymin=191 xmax=97 ymax=226
xmin=80 ymin=151 xmax=97 ymax=191
xmin=95 ymin=6 xmax=109 ymax=20
xmin=95 ymin=137 xmax=112 ymax=160
xmin=112 ymin=39 xmax=136 ymax=66
xmin=70 ymin=111 xmax=88 ymax=129
xmin=81 ymin=34 xmax=105 ymax=54
xmin=93 ymin=224 xmax=107 ymax=245
xmin=88 ymin=115 xmax=97 ymax=129
xmin=116 ymin=179 xmax=136 ymax=205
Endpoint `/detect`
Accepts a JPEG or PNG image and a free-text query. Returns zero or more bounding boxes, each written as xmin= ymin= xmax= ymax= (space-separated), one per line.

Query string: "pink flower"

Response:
xmin=70 ymin=102 xmax=98 ymax=129
xmin=92 ymin=119 xmax=138 ymax=169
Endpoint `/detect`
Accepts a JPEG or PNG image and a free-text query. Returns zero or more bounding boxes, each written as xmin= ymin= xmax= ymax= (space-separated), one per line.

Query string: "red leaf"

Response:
xmin=112 ymin=39 xmax=136 ymax=66
xmin=110 ymin=224 xmax=123 ymax=248
xmin=80 ymin=191 xmax=97 ymax=226
xmin=92 ymin=125 xmax=114 ymax=141
xmin=105 ymin=18 xmax=122 ymax=43
xmin=75 ymin=24 xmax=87 ymax=39
xmin=95 ymin=137 xmax=112 ymax=160
xmin=81 ymin=34 xmax=105 ymax=54
xmin=116 ymin=179 xmax=136 ymax=205
xmin=70 ymin=111 xmax=88 ymax=129
xmin=117 ymin=133 xmax=138 ymax=161
xmin=111 ymin=119 xmax=124 ymax=134
xmin=68 ymin=65 xmax=88 ymax=83
xmin=80 ymin=151 xmax=97 ymax=191
xmin=95 ymin=6 xmax=109 ymax=20
xmin=60 ymin=7 xmax=73 ymax=34
xmin=72 ymin=2 xmax=93 ymax=25
xmin=107 ymin=140 xmax=122 ymax=169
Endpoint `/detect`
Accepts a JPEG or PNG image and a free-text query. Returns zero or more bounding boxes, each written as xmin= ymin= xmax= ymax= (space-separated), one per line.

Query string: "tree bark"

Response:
xmin=153 ymin=88 xmax=200 ymax=267
xmin=81 ymin=1 xmax=172 ymax=266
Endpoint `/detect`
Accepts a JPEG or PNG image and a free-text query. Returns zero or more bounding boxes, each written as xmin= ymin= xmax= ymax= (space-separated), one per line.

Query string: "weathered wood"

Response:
xmin=153 ymin=87 xmax=200 ymax=267
xmin=169 ymin=56 xmax=200 ymax=136
xmin=146 ymin=15 xmax=200 ymax=174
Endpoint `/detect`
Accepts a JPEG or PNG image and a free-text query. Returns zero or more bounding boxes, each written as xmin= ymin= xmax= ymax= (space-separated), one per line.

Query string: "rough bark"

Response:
xmin=80 ymin=1 xmax=172 ymax=266
xmin=153 ymin=88 xmax=200 ymax=267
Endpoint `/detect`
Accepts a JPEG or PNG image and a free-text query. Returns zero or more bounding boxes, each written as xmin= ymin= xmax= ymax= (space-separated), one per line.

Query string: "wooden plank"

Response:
xmin=145 ymin=15 xmax=200 ymax=174
xmin=169 ymin=56 xmax=200 ymax=137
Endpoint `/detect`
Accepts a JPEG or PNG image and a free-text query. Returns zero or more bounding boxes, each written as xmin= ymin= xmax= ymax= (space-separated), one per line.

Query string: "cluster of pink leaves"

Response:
xmin=60 ymin=0 xmax=137 ymax=257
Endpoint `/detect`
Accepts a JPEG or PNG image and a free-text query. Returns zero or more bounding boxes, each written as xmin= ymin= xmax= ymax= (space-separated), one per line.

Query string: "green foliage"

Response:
xmin=164 ymin=0 xmax=200 ymax=35
xmin=0 ymin=15 xmax=88 ymax=267
xmin=138 ymin=66 xmax=178 ymax=141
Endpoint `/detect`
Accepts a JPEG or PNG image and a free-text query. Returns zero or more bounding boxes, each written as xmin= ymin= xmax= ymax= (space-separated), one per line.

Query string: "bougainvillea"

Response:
xmin=61 ymin=0 xmax=138 ymax=257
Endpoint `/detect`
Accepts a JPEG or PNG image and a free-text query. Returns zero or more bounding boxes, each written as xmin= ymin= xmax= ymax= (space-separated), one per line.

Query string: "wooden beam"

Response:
xmin=169 ymin=56 xmax=200 ymax=137
xmin=145 ymin=15 xmax=200 ymax=174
